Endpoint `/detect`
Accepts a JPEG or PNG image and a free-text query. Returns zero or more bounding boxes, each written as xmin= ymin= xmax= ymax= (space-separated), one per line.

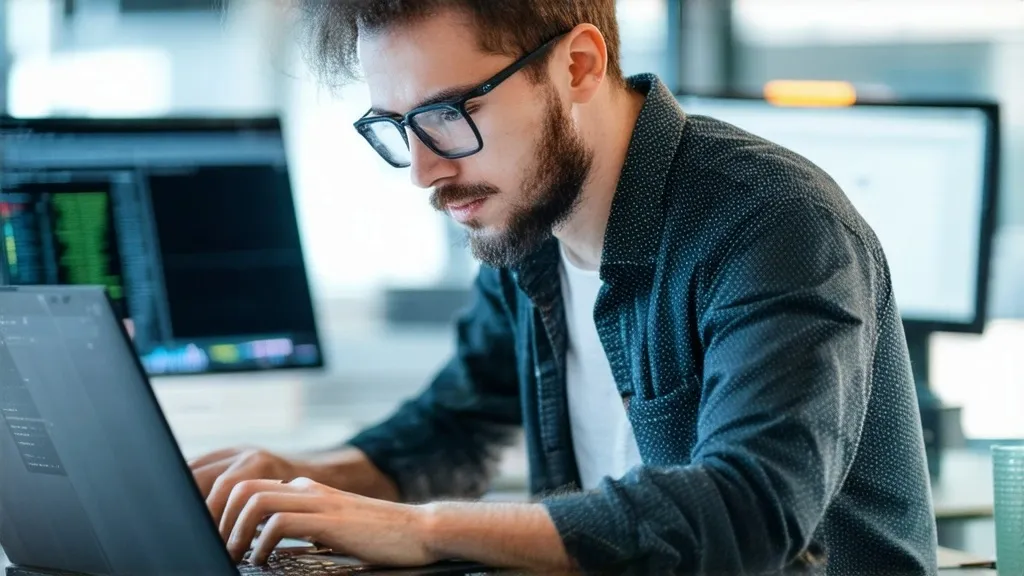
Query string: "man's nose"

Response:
xmin=408 ymin=131 xmax=457 ymax=190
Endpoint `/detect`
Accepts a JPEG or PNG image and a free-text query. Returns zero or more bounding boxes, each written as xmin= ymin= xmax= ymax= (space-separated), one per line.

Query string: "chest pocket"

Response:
xmin=625 ymin=370 xmax=701 ymax=466
xmin=598 ymin=269 xmax=701 ymax=464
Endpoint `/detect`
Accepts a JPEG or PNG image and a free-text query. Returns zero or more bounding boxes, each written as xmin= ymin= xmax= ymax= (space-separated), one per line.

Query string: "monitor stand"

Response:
xmin=906 ymin=326 xmax=964 ymax=480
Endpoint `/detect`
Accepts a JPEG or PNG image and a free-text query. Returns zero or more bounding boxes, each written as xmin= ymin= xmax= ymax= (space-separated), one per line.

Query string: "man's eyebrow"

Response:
xmin=369 ymin=83 xmax=479 ymax=117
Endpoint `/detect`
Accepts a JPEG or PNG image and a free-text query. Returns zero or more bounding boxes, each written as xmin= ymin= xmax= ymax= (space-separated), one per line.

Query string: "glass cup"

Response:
xmin=993 ymin=445 xmax=1024 ymax=576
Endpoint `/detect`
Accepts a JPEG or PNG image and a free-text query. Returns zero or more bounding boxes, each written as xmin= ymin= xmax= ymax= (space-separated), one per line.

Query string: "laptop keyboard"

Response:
xmin=238 ymin=552 xmax=372 ymax=575
xmin=237 ymin=553 xmax=491 ymax=575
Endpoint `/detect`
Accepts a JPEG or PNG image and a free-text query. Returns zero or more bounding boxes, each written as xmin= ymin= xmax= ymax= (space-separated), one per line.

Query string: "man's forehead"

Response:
xmin=357 ymin=16 xmax=508 ymax=116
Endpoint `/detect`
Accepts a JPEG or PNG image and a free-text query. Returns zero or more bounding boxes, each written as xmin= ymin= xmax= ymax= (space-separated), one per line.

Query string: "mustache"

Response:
xmin=430 ymin=183 xmax=500 ymax=212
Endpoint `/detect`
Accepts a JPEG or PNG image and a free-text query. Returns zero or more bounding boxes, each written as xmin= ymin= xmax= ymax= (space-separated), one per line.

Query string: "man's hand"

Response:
xmin=218 ymin=477 xmax=575 ymax=572
xmin=219 ymin=477 xmax=435 ymax=566
xmin=189 ymin=448 xmax=308 ymax=524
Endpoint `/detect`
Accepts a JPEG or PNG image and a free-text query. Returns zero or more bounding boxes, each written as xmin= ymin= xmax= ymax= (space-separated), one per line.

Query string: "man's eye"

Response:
xmin=441 ymin=109 xmax=464 ymax=122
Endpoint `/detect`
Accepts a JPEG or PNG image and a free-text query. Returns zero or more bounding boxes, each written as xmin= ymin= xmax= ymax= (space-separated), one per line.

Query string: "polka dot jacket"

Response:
xmin=348 ymin=74 xmax=938 ymax=575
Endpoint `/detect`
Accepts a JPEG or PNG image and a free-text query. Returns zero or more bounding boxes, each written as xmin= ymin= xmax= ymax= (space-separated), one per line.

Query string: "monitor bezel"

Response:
xmin=673 ymin=91 xmax=1001 ymax=335
xmin=0 ymin=114 xmax=328 ymax=375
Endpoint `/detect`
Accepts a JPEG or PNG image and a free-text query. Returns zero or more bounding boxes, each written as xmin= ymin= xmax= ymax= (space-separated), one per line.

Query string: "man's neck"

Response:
xmin=554 ymin=82 xmax=645 ymax=271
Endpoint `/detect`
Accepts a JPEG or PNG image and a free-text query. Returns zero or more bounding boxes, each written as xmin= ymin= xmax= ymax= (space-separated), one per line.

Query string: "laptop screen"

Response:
xmin=0 ymin=286 xmax=235 ymax=574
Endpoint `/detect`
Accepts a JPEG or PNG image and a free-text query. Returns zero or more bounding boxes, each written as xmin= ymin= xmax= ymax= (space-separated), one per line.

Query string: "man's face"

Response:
xmin=359 ymin=13 xmax=593 ymax=268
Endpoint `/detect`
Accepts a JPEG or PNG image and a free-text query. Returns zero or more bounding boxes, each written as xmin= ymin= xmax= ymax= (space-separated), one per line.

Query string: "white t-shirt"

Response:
xmin=559 ymin=243 xmax=644 ymax=490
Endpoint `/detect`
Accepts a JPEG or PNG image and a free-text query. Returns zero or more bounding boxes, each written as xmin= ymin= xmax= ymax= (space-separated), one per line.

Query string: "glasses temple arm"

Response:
xmin=462 ymin=33 xmax=567 ymax=100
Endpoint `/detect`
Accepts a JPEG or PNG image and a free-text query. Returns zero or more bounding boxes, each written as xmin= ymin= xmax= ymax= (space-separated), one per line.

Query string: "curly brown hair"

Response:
xmin=292 ymin=0 xmax=623 ymax=89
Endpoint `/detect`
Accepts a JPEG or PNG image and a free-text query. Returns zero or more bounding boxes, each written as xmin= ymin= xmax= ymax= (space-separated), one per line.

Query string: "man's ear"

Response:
xmin=559 ymin=23 xmax=609 ymax=105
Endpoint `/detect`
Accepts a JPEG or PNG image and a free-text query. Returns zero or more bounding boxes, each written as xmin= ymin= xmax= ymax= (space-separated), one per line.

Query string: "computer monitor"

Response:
xmin=0 ymin=116 xmax=324 ymax=377
xmin=675 ymin=94 xmax=1000 ymax=383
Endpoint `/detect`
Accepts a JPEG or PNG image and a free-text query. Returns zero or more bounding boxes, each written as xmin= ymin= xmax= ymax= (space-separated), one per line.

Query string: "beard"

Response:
xmin=430 ymin=86 xmax=594 ymax=269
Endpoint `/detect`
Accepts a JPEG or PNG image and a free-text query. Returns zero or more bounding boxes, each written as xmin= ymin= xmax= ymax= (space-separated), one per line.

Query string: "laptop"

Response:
xmin=0 ymin=286 xmax=488 ymax=576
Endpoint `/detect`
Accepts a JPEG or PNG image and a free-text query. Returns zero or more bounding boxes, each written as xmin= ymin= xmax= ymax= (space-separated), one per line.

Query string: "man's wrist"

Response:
xmin=411 ymin=501 xmax=574 ymax=571
xmin=414 ymin=502 xmax=473 ymax=564
xmin=414 ymin=502 xmax=445 ymax=563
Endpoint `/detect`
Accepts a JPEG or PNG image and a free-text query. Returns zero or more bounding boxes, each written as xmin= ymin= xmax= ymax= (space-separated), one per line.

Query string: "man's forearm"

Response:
xmin=419 ymin=501 xmax=574 ymax=573
xmin=298 ymin=447 xmax=401 ymax=502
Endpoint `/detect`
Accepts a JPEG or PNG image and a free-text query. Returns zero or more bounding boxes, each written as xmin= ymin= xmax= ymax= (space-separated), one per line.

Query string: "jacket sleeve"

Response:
xmin=345 ymin=266 xmax=523 ymax=503
xmin=542 ymin=199 xmax=881 ymax=574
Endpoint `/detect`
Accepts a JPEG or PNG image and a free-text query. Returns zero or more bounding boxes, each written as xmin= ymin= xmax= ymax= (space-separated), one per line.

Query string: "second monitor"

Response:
xmin=0 ymin=116 xmax=324 ymax=377
xmin=676 ymin=94 xmax=1000 ymax=335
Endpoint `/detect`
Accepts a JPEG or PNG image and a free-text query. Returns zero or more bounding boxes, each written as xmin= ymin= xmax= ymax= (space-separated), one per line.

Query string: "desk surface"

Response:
xmin=938 ymin=546 xmax=996 ymax=570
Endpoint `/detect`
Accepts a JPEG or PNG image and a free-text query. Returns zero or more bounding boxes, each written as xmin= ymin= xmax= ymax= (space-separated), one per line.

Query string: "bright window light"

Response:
xmin=283 ymin=72 xmax=449 ymax=298
xmin=9 ymin=49 xmax=172 ymax=117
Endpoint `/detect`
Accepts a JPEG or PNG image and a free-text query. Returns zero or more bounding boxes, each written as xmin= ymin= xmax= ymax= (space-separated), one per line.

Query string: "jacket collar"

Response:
xmin=600 ymin=73 xmax=687 ymax=271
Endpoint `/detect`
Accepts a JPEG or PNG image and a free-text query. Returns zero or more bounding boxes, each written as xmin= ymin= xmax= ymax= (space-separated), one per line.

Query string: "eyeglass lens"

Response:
xmin=362 ymin=105 xmax=480 ymax=166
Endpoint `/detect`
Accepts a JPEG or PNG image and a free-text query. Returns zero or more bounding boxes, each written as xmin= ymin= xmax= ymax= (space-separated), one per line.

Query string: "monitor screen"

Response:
xmin=676 ymin=96 xmax=995 ymax=329
xmin=0 ymin=117 xmax=323 ymax=376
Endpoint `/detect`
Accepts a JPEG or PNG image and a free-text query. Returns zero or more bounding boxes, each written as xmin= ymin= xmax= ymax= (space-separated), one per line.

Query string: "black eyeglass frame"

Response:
xmin=353 ymin=33 xmax=568 ymax=168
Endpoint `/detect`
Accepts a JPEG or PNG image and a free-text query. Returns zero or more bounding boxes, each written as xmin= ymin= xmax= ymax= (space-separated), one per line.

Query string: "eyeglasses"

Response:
xmin=353 ymin=33 xmax=567 ymax=168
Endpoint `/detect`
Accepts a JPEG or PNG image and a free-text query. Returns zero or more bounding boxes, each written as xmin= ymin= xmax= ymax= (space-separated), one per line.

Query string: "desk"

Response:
xmin=938 ymin=546 xmax=997 ymax=571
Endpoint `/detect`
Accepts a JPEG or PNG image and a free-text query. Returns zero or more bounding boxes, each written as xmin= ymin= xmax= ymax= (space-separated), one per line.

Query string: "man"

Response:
xmin=192 ymin=1 xmax=938 ymax=573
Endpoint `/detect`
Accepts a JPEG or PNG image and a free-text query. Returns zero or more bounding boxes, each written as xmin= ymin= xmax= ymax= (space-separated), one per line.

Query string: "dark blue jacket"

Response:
xmin=348 ymin=74 xmax=938 ymax=575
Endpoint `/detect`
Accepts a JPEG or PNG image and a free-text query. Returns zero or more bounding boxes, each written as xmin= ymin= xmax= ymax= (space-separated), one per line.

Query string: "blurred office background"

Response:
xmin=1 ymin=0 xmax=1023 ymax=560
